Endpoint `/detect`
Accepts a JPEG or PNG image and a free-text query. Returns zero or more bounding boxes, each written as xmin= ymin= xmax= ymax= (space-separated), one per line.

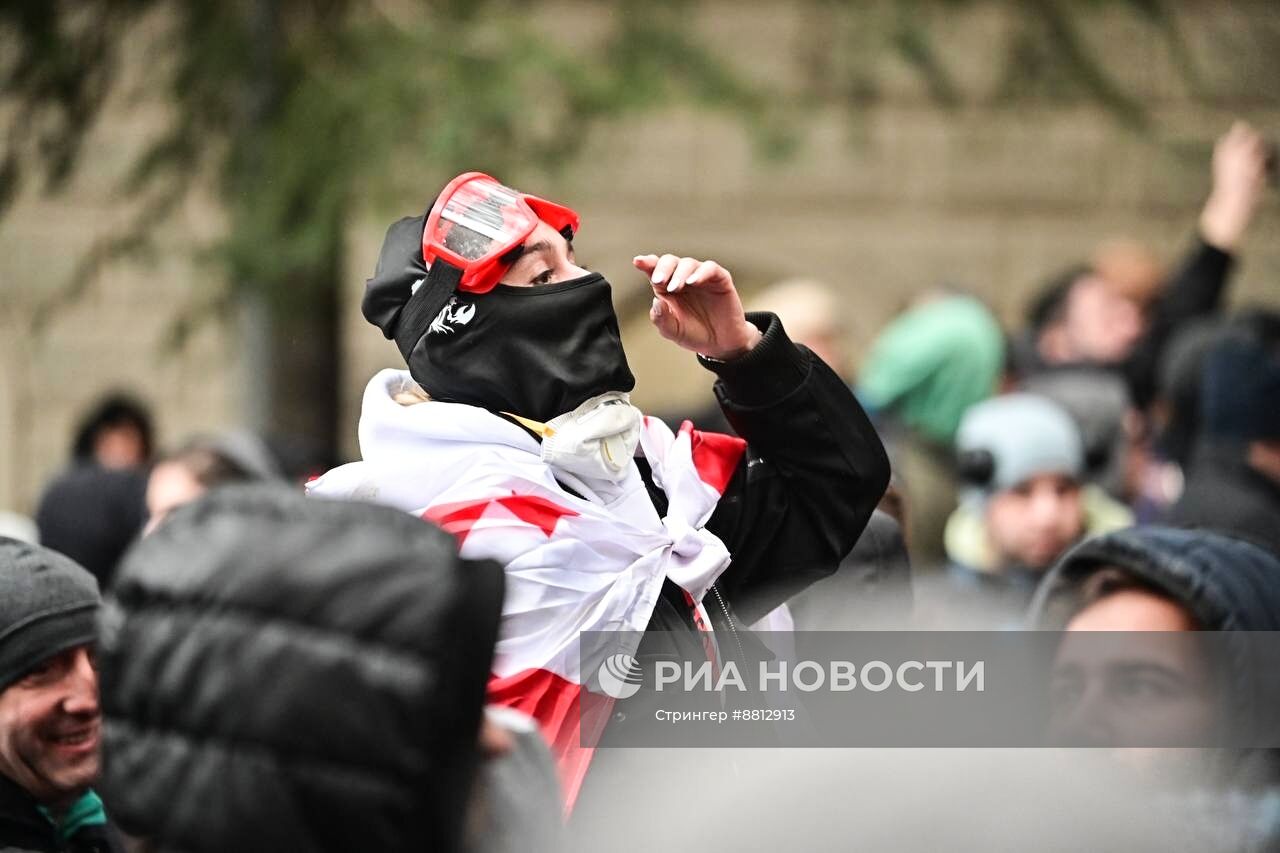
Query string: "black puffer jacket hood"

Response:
xmin=1029 ymin=526 xmax=1280 ymax=630
xmin=97 ymin=485 xmax=505 ymax=853
xmin=1028 ymin=526 xmax=1280 ymax=749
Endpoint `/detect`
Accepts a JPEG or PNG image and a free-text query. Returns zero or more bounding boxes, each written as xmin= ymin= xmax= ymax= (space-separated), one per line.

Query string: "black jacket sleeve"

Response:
xmin=1125 ymin=237 xmax=1234 ymax=407
xmin=700 ymin=312 xmax=891 ymax=624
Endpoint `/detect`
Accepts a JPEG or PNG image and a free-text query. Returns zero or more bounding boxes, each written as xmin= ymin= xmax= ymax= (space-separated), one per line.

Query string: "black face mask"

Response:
xmin=407 ymin=272 xmax=635 ymax=423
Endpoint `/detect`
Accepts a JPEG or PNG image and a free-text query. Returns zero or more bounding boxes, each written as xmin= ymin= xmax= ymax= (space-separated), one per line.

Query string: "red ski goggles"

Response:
xmin=422 ymin=172 xmax=580 ymax=294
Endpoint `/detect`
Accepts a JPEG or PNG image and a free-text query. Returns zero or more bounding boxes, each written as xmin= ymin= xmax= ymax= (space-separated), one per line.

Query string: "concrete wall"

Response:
xmin=0 ymin=100 xmax=238 ymax=512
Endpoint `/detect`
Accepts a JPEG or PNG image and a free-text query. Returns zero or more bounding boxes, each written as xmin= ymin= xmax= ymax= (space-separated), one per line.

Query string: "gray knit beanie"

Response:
xmin=955 ymin=393 xmax=1084 ymax=504
xmin=0 ymin=537 xmax=100 ymax=692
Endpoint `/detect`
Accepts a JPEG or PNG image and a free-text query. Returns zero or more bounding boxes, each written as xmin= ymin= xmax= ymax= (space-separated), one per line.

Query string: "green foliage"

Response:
xmin=806 ymin=0 xmax=1207 ymax=128
xmin=3 ymin=0 xmax=795 ymax=320
xmin=0 ymin=0 xmax=1264 ymax=326
xmin=0 ymin=0 xmax=155 ymax=211
xmin=997 ymin=0 xmax=1152 ymax=128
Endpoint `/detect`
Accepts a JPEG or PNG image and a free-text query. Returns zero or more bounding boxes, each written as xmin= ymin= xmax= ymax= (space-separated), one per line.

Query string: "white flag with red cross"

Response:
xmin=308 ymin=370 xmax=745 ymax=808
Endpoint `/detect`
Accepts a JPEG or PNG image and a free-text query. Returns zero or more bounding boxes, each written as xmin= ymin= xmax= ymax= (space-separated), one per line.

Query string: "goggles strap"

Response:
xmin=393 ymin=258 xmax=463 ymax=361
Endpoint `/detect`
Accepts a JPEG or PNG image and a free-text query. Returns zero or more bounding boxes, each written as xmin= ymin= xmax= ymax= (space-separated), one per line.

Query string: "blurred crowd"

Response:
xmin=0 ymin=120 xmax=1276 ymax=852
xmin=668 ymin=122 xmax=1278 ymax=631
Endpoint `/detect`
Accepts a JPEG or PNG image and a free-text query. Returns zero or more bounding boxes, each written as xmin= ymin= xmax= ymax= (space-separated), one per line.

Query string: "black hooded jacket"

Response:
xmin=96 ymin=486 xmax=505 ymax=853
xmin=1028 ymin=526 xmax=1280 ymax=753
xmin=577 ymin=310 xmax=892 ymax=725
xmin=35 ymin=464 xmax=147 ymax=588
xmin=1030 ymin=526 xmax=1280 ymax=629
xmin=645 ymin=312 xmax=892 ymax=638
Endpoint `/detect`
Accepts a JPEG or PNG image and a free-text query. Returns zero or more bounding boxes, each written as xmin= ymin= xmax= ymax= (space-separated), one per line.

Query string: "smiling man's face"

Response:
xmin=0 ymin=645 xmax=102 ymax=805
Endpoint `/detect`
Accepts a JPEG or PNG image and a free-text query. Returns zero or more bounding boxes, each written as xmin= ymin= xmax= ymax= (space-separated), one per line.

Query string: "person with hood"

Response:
xmin=0 ymin=538 xmax=124 ymax=853
xmin=1027 ymin=526 xmax=1280 ymax=847
xmin=854 ymin=292 xmax=1005 ymax=566
xmin=96 ymin=485 xmax=552 ymax=853
xmin=67 ymin=395 xmax=153 ymax=472
xmin=307 ymin=172 xmax=890 ymax=808
xmin=1170 ymin=311 xmax=1280 ymax=554
xmin=143 ymin=431 xmax=282 ymax=535
xmin=35 ymin=396 xmax=153 ymax=587
xmin=927 ymin=393 xmax=1130 ymax=625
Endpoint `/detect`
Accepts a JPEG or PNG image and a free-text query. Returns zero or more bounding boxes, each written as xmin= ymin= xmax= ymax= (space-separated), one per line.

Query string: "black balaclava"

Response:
xmin=409 ymin=274 xmax=634 ymax=423
xmin=362 ymin=213 xmax=634 ymax=423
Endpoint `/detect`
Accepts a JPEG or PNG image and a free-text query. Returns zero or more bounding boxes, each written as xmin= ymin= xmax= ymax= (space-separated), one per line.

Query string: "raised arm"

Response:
xmin=634 ymin=254 xmax=891 ymax=623
xmin=1127 ymin=121 xmax=1270 ymax=406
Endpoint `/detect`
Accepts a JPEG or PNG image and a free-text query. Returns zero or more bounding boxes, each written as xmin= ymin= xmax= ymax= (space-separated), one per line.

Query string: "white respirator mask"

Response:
xmin=507 ymin=391 xmax=642 ymax=483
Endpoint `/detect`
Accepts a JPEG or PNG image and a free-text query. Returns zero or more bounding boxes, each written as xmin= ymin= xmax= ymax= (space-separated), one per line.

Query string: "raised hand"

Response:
xmin=1200 ymin=120 xmax=1270 ymax=252
xmin=633 ymin=253 xmax=762 ymax=360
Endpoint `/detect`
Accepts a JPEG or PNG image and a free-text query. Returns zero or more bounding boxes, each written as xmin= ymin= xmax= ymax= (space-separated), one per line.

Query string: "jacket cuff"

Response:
xmin=697 ymin=312 xmax=810 ymax=407
xmin=1193 ymin=234 xmax=1235 ymax=270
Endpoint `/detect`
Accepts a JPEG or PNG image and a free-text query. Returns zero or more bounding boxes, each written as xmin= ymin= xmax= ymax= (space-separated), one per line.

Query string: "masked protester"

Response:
xmin=309 ymin=172 xmax=891 ymax=810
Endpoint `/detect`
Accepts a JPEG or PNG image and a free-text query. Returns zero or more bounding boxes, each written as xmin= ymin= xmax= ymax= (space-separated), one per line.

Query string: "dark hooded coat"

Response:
xmin=1029 ymin=526 xmax=1280 ymax=758
xmin=96 ymin=485 xmax=505 ymax=853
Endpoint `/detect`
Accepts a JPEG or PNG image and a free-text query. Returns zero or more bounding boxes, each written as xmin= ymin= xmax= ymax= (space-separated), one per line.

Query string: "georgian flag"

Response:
xmin=307 ymin=369 xmax=745 ymax=808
